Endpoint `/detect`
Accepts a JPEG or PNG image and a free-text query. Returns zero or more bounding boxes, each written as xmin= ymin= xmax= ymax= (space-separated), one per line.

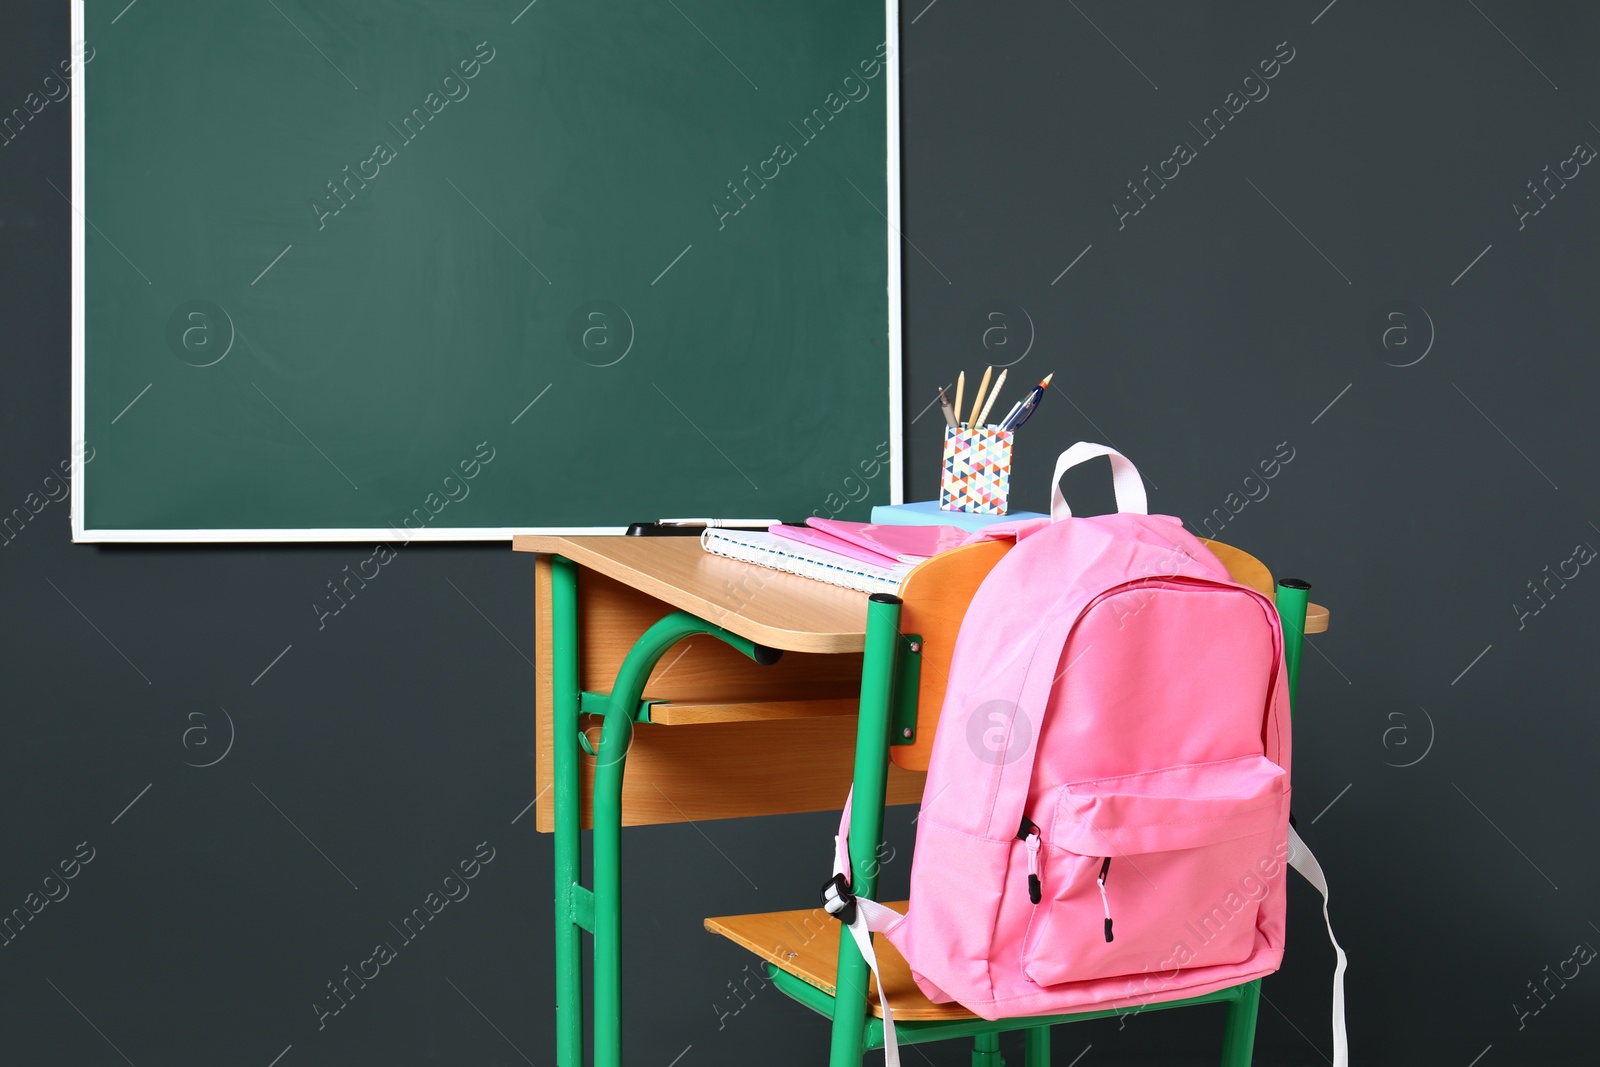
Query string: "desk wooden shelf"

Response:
xmin=516 ymin=536 xmax=929 ymax=833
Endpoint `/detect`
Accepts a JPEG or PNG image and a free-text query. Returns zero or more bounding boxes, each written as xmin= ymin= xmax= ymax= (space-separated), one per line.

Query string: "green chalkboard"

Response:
xmin=74 ymin=0 xmax=899 ymax=540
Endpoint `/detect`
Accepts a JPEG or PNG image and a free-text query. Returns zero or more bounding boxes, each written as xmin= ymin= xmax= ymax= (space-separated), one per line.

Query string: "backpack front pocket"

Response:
xmin=1020 ymin=754 xmax=1289 ymax=988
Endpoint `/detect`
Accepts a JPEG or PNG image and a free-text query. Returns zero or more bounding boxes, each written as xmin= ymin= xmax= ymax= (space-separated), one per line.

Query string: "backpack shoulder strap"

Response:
xmin=822 ymin=787 xmax=905 ymax=1067
xmin=1288 ymin=826 xmax=1349 ymax=1067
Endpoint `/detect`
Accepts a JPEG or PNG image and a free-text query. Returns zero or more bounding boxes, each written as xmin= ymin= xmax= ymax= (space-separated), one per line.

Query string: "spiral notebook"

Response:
xmin=700 ymin=528 xmax=913 ymax=595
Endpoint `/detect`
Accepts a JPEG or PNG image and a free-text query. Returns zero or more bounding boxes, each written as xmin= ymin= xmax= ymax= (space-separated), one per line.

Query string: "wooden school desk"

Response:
xmin=512 ymin=534 xmax=1329 ymax=1067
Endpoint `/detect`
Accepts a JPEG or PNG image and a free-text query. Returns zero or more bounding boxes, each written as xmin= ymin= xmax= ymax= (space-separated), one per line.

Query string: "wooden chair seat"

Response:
xmin=705 ymin=903 xmax=977 ymax=1021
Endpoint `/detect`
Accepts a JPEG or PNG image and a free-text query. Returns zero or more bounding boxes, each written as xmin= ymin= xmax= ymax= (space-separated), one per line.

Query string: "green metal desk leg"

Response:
xmin=591 ymin=689 xmax=635 ymax=1067
xmin=828 ymin=593 xmax=903 ymax=1067
xmin=1219 ymin=979 xmax=1261 ymax=1067
xmin=590 ymin=611 xmax=778 ymax=1067
xmin=1024 ymin=1024 xmax=1051 ymax=1066
xmin=550 ymin=556 xmax=583 ymax=1067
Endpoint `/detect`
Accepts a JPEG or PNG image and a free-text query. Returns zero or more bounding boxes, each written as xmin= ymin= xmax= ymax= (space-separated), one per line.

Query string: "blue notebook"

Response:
xmin=870 ymin=501 xmax=1046 ymax=533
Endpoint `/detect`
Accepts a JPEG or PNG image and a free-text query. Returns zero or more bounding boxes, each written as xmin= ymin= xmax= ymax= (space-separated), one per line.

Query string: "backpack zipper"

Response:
xmin=1017 ymin=817 xmax=1042 ymax=904
xmin=1097 ymin=857 xmax=1114 ymax=942
xmin=1019 ymin=816 xmax=1114 ymax=941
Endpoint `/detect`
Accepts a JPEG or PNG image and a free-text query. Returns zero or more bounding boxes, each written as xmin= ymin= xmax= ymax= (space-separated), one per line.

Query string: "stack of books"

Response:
xmin=869 ymin=501 xmax=1046 ymax=532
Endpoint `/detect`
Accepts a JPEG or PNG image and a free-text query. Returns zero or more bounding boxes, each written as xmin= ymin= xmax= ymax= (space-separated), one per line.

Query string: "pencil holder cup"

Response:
xmin=940 ymin=426 xmax=1014 ymax=514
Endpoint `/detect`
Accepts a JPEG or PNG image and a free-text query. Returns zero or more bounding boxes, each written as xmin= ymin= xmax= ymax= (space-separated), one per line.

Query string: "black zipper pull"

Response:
xmin=1017 ymin=816 xmax=1043 ymax=904
xmin=1097 ymin=857 xmax=1114 ymax=942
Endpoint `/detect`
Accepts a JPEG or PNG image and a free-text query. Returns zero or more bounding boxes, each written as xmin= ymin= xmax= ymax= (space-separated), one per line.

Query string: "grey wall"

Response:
xmin=4 ymin=2 xmax=1597 ymax=1065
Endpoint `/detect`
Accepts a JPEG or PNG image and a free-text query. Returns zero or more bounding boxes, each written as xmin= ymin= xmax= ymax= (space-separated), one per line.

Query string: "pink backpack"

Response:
xmin=825 ymin=444 xmax=1347 ymax=1066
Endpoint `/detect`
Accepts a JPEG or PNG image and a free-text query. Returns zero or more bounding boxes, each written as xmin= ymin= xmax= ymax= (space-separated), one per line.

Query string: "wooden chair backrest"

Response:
xmin=890 ymin=536 xmax=1276 ymax=772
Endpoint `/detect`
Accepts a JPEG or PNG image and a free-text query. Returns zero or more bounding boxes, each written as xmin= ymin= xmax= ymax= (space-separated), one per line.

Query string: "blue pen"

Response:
xmin=1000 ymin=373 xmax=1053 ymax=431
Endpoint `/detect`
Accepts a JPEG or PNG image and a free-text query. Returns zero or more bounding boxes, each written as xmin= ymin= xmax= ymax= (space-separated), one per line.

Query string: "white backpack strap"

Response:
xmin=1288 ymin=826 xmax=1349 ymax=1067
xmin=1050 ymin=442 xmax=1149 ymax=520
xmin=822 ymin=788 xmax=903 ymax=1067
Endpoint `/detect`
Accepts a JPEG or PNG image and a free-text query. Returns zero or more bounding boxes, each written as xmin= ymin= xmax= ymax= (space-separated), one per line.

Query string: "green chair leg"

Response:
xmin=1275 ymin=579 xmax=1310 ymax=716
xmin=1024 ymin=1024 xmax=1051 ymax=1066
xmin=972 ymin=1031 xmax=1004 ymax=1067
xmin=826 ymin=594 xmax=903 ymax=1067
xmin=1219 ymin=979 xmax=1261 ymax=1067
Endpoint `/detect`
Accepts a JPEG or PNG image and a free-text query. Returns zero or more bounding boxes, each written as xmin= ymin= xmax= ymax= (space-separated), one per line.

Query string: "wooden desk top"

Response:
xmin=513 ymin=535 xmax=871 ymax=654
xmin=513 ymin=533 xmax=1327 ymax=654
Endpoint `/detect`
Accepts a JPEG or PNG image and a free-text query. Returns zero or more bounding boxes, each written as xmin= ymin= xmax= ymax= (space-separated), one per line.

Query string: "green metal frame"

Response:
xmin=827 ymin=594 xmax=904 ymax=1066
xmin=550 ymin=556 xmax=582 ymax=1067
xmin=1276 ymin=579 xmax=1311 ymax=712
xmin=547 ymin=549 xmax=1311 ymax=1067
xmin=549 ymin=554 xmax=808 ymax=1067
xmin=889 ymin=633 xmax=923 ymax=746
